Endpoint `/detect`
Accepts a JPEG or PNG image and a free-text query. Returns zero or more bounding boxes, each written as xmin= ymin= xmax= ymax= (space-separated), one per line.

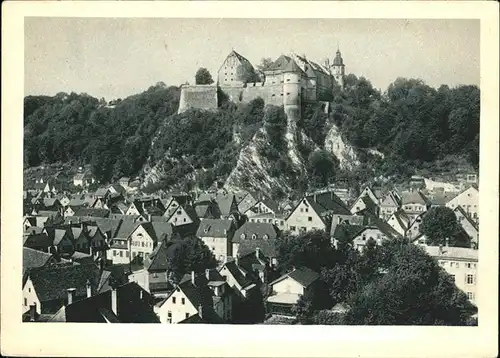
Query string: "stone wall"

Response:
xmin=177 ymin=85 xmax=218 ymax=114
xmin=219 ymin=83 xmax=284 ymax=107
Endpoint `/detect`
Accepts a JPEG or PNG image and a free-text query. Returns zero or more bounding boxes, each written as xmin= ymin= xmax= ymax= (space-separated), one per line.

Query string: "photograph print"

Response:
xmin=21 ymin=16 xmax=481 ymax=326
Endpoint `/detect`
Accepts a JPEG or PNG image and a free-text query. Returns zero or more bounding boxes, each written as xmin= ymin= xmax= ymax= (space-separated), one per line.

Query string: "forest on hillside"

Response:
xmin=23 ymin=75 xmax=479 ymax=192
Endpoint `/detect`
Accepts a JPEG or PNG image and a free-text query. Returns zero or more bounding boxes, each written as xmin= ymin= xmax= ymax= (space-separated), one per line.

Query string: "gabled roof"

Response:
xmin=23 ymin=247 xmax=55 ymax=274
xmin=114 ymin=220 xmax=141 ymax=239
xmin=43 ymin=198 xmax=59 ymax=208
xmin=23 ymin=233 xmax=52 ymax=248
xmin=94 ymin=187 xmax=109 ymax=197
xmin=267 ymin=55 xmax=292 ymax=72
xmin=237 ymin=238 xmax=279 ymax=258
xmin=332 ymin=223 xmax=365 ymax=242
xmin=62 ymin=282 xmax=159 ymax=323
xmin=145 ymin=239 xmax=175 ymax=271
xmin=401 ymin=191 xmax=431 ymax=206
xmin=454 ymin=205 xmax=479 ymax=231
xmin=283 ymin=59 xmax=306 ymax=75
xmin=26 ymin=263 xmax=100 ymax=303
xmin=219 ymin=260 xmax=254 ymax=289
xmin=233 ymin=222 xmax=280 ymax=243
xmin=215 ymin=194 xmax=238 ymax=216
xmin=270 ymin=267 xmax=319 ymax=288
xmin=380 ymin=192 xmax=400 ymax=207
xmin=196 ymin=219 xmax=234 ymax=238
xmin=424 ymin=245 xmax=478 ymax=261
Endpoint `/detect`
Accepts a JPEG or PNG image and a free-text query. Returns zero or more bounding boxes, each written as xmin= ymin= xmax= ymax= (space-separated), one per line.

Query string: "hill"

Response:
xmin=23 ymin=76 xmax=479 ymax=199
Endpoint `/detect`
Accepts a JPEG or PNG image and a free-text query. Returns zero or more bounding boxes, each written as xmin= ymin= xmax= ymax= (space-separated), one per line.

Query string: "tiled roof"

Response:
xmin=233 ymin=222 xmax=280 ymax=243
xmin=305 ymin=192 xmax=351 ymax=216
xmin=283 ymin=59 xmax=306 ymax=75
xmin=114 ymin=220 xmax=141 ymax=239
xmin=454 ymin=206 xmax=479 ymax=231
xmin=145 ymin=239 xmax=174 ymax=271
xmin=23 ymin=247 xmax=54 ymax=273
xmin=332 ymin=223 xmax=365 ymax=242
xmin=271 ymin=267 xmax=319 ymax=288
xmin=237 ymin=238 xmax=279 ymax=258
xmin=401 ymin=191 xmax=431 ymax=206
xmin=215 ymin=194 xmax=237 ymax=216
xmin=196 ymin=219 xmax=234 ymax=238
xmin=219 ymin=261 xmax=254 ymax=289
xmin=424 ymin=245 xmax=478 ymax=261
xmin=24 ymin=233 xmax=52 ymax=248
xmin=267 ymin=55 xmax=292 ymax=71
xmin=26 ymin=263 xmax=100 ymax=303
xmin=94 ymin=188 xmax=109 ymax=197
xmin=73 ymin=208 xmax=110 ymax=218
xmin=63 ymin=282 xmax=159 ymax=323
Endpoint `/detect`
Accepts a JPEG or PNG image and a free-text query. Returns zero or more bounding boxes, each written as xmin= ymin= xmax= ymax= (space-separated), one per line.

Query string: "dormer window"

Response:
xmin=240 ymin=233 xmax=246 ymax=240
xmin=263 ymin=234 xmax=269 ymax=240
xmin=251 ymin=234 xmax=257 ymax=240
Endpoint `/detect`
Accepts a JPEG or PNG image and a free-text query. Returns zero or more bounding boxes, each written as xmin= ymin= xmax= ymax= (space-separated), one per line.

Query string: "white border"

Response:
xmin=2 ymin=2 xmax=498 ymax=357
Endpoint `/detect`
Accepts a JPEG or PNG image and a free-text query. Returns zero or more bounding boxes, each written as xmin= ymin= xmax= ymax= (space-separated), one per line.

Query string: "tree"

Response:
xmin=420 ymin=207 xmax=467 ymax=247
xmin=195 ymin=67 xmax=214 ymax=85
xmin=292 ymin=281 xmax=333 ymax=324
xmin=343 ymin=241 xmax=477 ymax=325
xmin=165 ymin=235 xmax=217 ymax=284
xmin=277 ymin=230 xmax=337 ymax=273
xmin=257 ymin=57 xmax=274 ymax=72
xmin=307 ymin=150 xmax=339 ymax=188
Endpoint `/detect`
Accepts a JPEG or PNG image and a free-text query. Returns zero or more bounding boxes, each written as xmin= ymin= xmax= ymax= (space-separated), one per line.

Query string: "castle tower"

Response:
xmin=282 ymin=59 xmax=303 ymax=120
xmin=331 ymin=47 xmax=345 ymax=89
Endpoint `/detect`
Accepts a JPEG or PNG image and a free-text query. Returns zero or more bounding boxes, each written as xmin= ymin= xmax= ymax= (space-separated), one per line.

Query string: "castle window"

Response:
xmin=287 ymin=93 xmax=290 ymax=95
xmin=272 ymin=94 xmax=275 ymax=97
xmin=286 ymin=79 xmax=290 ymax=82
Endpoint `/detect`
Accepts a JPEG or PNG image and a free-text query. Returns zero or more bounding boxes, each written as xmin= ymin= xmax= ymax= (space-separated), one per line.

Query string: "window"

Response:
xmin=142 ymin=242 xmax=145 ymax=247
xmin=113 ymin=250 xmax=117 ymax=256
xmin=172 ymin=297 xmax=176 ymax=304
xmin=177 ymin=210 xmax=181 ymax=215
xmin=286 ymin=79 xmax=290 ymax=82
xmin=181 ymin=298 xmax=185 ymax=305
xmin=450 ymin=274 xmax=455 ymax=282
xmin=185 ymin=313 xmax=190 ymax=319
xmin=126 ymin=251 xmax=129 ymax=258
xmin=153 ymin=272 xmax=158 ymax=278
xmin=290 ymin=226 xmax=296 ymax=231
xmin=456 ymin=262 xmax=459 ymax=268
xmin=183 ymin=218 xmax=186 ymax=222
xmin=466 ymin=274 xmax=474 ymax=284
xmin=120 ymin=251 xmax=123 ymax=257
xmin=301 ymin=227 xmax=306 ymax=232
xmin=24 ymin=298 xmax=27 ymax=306
xmin=466 ymin=292 xmax=474 ymax=300
xmin=300 ymin=208 xmax=303 ymax=213
xmin=305 ymin=208 xmax=309 ymax=213
xmin=362 ymin=234 xmax=366 ymax=241
xmin=308 ymin=217 xmax=312 ymax=222
xmin=286 ymin=92 xmax=290 ymax=95
xmin=466 ymin=263 xmax=472 ymax=268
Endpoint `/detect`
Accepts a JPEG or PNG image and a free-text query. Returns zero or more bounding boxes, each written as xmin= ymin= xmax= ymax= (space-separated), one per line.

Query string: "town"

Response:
xmin=22 ymin=165 xmax=479 ymax=324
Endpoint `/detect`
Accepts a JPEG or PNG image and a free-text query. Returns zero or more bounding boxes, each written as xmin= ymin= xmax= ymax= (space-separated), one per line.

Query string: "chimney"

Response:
xmin=205 ymin=269 xmax=211 ymax=281
xmin=140 ymin=289 xmax=143 ymax=300
xmin=313 ymin=194 xmax=317 ymax=202
xmin=255 ymin=247 xmax=260 ymax=260
xmin=67 ymin=288 xmax=76 ymax=305
xmin=191 ymin=271 xmax=196 ymax=285
xmin=86 ymin=279 xmax=92 ymax=298
xmin=29 ymin=304 xmax=36 ymax=322
xmin=111 ymin=287 xmax=118 ymax=316
xmin=445 ymin=237 xmax=449 ymax=247
xmin=235 ymin=255 xmax=239 ymax=266
xmin=148 ymin=214 xmax=152 ymax=222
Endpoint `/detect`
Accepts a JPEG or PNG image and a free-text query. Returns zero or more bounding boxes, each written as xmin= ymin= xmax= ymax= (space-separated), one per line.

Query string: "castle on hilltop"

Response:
xmin=178 ymin=48 xmax=346 ymax=116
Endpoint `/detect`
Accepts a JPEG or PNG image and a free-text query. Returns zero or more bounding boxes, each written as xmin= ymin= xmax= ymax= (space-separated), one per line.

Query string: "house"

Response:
xmin=23 ymin=233 xmax=53 ymax=253
xmin=155 ymin=270 xmax=232 ymax=324
xmin=143 ymin=236 xmax=179 ymax=295
xmin=428 ymin=191 xmax=457 ymax=208
xmin=386 ymin=209 xmax=411 ymax=237
xmin=129 ymin=222 xmax=159 ymax=261
xmin=164 ymin=203 xmax=199 ymax=227
xmin=42 ymin=197 xmax=62 ymax=212
xmin=357 ymin=186 xmax=381 ymax=206
xmin=127 ymin=198 xmax=165 ymax=217
xmin=244 ymin=198 xmax=279 ymax=218
xmin=379 ymin=191 xmax=401 ymax=220
xmin=219 ymin=259 xmax=258 ymax=299
xmin=454 ymin=206 xmax=479 ymax=248
xmin=196 ymin=219 xmax=236 ymax=262
xmin=73 ymin=171 xmax=95 ymax=187
xmin=119 ymin=177 xmax=130 ymax=187
xmin=266 ymin=267 xmax=320 ymax=317
xmin=424 ymin=245 xmax=478 ymax=305
xmin=94 ymin=187 xmax=110 ymax=199
xmin=73 ymin=208 xmax=110 ymax=218
xmin=215 ymin=193 xmax=240 ymax=219
xmin=248 ymin=213 xmax=286 ymax=230
xmin=43 ymin=227 xmax=75 ymax=256
xmin=22 ymin=263 xmax=100 ymax=315
xmin=232 ymin=222 xmax=280 ymax=258
xmin=401 ymin=190 xmax=431 ymax=221
xmin=193 ymin=200 xmax=222 ymax=219
xmin=107 ymin=220 xmax=139 ymax=265
xmin=406 ymin=212 xmax=426 ymax=240
xmin=235 ymin=191 xmax=259 ymax=216
xmin=350 ymin=194 xmax=380 ymax=216
xmin=237 ymin=248 xmax=275 ymax=284
xmin=446 ymin=185 xmax=479 ymax=223
xmin=286 ymin=191 xmax=352 ymax=235
xmin=48 ymin=282 xmax=159 ymax=323
xmin=23 ymin=247 xmax=70 ymax=281
xmin=33 ymin=210 xmax=63 ymax=226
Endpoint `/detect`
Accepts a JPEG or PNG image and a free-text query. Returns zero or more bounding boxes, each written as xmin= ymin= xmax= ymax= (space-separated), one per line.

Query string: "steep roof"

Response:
xmin=215 ymin=194 xmax=237 ymax=216
xmin=26 ymin=263 xmax=100 ymax=303
xmin=283 ymin=59 xmax=306 ymax=75
xmin=233 ymin=222 xmax=280 ymax=243
xmin=454 ymin=205 xmax=479 ymax=231
xmin=196 ymin=219 xmax=234 ymax=238
xmin=114 ymin=220 xmax=141 ymax=239
xmin=219 ymin=260 xmax=254 ymax=289
xmin=23 ymin=247 xmax=55 ymax=273
xmin=401 ymin=191 xmax=431 ymax=206
xmin=237 ymin=238 xmax=279 ymax=258
xmin=304 ymin=191 xmax=351 ymax=216
xmin=332 ymin=223 xmax=365 ymax=242
xmin=268 ymin=55 xmax=292 ymax=71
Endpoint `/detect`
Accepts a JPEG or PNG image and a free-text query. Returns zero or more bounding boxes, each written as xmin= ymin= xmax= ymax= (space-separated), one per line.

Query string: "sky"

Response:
xmin=25 ymin=18 xmax=480 ymax=100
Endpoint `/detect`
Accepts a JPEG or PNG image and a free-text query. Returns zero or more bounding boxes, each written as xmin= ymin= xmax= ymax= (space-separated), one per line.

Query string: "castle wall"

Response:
xmin=177 ymin=85 xmax=218 ymax=114
xmin=219 ymin=83 xmax=283 ymax=107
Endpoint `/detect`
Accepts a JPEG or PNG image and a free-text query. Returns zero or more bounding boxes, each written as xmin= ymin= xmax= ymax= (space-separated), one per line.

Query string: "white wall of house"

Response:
xmin=126 ymin=204 xmax=141 ymax=216
xmin=246 ymin=202 xmax=275 ymax=217
xmin=200 ymin=236 xmax=230 ymax=262
xmin=130 ymin=225 xmax=155 ymax=259
xmin=219 ymin=265 xmax=244 ymax=296
xmin=167 ymin=206 xmax=194 ymax=226
xmin=156 ymin=288 xmax=198 ymax=323
xmin=446 ymin=187 xmax=479 ymax=221
xmin=386 ymin=215 xmax=406 ymax=236
xmin=108 ymin=246 xmax=130 ymax=264
xmin=455 ymin=211 xmax=479 ymax=247
xmin=22 ymin=278 xmax=42 ymax=314
xmin=286 ymin=198 xmax=325 ymax=234
xmin=350 ymin=197 xmax=367 ymax=214
xmin=435 ymin=257 xmax=478 ymax=305
xmin=272 ymin=277 xmax=305 ymax=296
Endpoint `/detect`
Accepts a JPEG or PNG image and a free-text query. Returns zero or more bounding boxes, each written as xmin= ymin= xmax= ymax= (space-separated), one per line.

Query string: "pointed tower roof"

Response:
xmin=333 ymin=48 xmax=344 ymax=66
